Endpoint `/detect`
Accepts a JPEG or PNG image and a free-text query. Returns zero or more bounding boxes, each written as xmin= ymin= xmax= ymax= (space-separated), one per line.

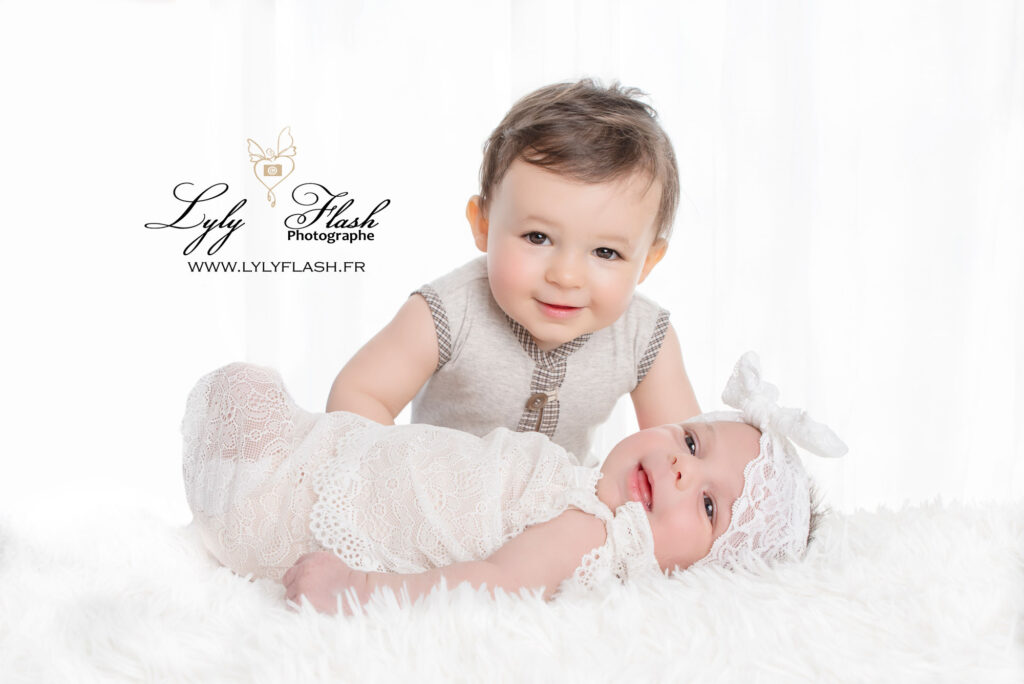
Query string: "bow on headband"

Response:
xmin=722 ymin=352 xmax=848 ymax=459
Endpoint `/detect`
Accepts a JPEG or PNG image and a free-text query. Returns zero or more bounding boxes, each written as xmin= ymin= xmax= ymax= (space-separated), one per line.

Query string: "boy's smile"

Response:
xmin=467 ymin=159 xmax=668 ymax=351
xmin=536 ymin=300 xmax=583 ymax=320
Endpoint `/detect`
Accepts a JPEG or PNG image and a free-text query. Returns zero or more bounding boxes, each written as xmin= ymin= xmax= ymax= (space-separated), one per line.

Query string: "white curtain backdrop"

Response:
xmin=1 ymin=0 xmax=1021 ymax=525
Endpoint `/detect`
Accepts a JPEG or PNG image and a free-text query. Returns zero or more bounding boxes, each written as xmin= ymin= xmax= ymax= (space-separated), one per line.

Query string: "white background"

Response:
xmin=1 ymin=0 xmax=1021 ymax=528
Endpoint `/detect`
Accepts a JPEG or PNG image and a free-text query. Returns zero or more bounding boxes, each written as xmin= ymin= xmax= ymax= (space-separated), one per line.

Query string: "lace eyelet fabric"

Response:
xmin=182 ymin=363 xmax=660 ymax=590
xmin=181 ymin=363 xmax=329 ymax=579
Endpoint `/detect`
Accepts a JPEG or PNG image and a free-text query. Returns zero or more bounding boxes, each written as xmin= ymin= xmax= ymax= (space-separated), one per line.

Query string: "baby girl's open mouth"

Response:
xmin=629 ymin=463 xmax=653 ymax=511
xmin=537 ymin=300 xmax=583 ymax=319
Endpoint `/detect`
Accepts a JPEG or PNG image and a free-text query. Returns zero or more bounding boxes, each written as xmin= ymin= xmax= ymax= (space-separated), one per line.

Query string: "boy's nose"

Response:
xmin=546 ymin=251 xmax=584 ymax=288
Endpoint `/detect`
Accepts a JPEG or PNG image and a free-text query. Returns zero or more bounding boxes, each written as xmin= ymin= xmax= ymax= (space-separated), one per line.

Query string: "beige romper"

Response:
xmin=411 ymin=257 xmax=669 ymax=464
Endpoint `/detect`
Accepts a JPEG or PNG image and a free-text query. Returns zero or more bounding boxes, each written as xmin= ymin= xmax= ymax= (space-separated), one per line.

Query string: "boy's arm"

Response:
xmin=325 ymin=294 xmax=439 ymax=423
xmin=630 ymin=324 xmax=701 ymax=429
xmin=283 ymin=509 xmax=606 ymax=614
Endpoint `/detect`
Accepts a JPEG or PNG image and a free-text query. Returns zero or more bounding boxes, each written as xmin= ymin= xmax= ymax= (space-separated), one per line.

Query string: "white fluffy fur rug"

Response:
xmin=2 ymin=499 xmax=1022 ymax=683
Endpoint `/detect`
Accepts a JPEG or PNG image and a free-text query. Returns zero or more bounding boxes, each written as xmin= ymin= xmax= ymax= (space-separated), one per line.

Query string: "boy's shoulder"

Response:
xmin=626 ymin=289 xmax=667 ymax=319
xmin=420 ymin=255 xmax=488 ymax=293
xmin=413 ymin=257 xmax=493 ymax=363
xmin=612 ymin=291 xmax=670 ymax=373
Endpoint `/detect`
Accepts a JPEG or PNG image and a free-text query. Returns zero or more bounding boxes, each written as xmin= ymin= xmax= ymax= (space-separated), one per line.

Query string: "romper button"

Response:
xmin=525 ymin=392 xmax=548 ymax=411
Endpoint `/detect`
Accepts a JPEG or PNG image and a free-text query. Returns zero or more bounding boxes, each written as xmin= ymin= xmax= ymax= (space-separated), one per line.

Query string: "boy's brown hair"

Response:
xmin=479 ymin=79 xmax=680 ymax=240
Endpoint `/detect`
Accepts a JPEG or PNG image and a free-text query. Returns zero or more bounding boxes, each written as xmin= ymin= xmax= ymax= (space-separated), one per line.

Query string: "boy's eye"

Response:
xmin=684 ymin=434 xmax=696 ymax=456
xmin=704 ymin=495 xmax=715 ymax=521
xmin=524 ymin=232 xmax=550 ymax=245
xmin=593 ymin=247 xmax=621 ymax=260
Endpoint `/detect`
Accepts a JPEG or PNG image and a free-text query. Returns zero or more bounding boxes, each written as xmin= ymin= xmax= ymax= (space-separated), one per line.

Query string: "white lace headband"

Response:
xmin=692 ymin=351 xmax=847 ymax=572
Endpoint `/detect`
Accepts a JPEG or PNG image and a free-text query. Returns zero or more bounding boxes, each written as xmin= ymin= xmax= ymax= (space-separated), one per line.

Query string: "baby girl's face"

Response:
xmin=597 ymin=420 xmax=761 ymax=572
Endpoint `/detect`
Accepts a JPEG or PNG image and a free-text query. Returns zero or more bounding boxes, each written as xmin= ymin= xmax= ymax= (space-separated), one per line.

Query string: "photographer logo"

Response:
xmin=247 ymin=127 xmax=296 ymax=207
xmin=144 ymin=124 xmax=386 ymax=275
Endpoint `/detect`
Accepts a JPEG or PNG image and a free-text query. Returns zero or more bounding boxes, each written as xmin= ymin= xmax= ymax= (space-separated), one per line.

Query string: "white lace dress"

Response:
xmin=181 ymin=363 xmax=660 ymax=591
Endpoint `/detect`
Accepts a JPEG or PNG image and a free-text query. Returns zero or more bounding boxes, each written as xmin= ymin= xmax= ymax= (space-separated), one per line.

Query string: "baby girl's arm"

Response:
xmin=630 ymin=323 xmax=700 ymax=428
xmin=325 ymin=295 xmax=439 ymax=423
xmin=283 ymin=509 xmax=606 ymax=614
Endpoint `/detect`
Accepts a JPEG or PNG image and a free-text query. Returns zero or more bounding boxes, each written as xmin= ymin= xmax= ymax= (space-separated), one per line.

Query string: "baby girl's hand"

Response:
xmin=282 ymin=551 xmax=368 ymax=615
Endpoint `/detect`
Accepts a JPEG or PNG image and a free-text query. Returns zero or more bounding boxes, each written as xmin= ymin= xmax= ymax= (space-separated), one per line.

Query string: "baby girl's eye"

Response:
xmin=704 ymin=495 xmax=715 ymax=521
xmin=524 ymin=232 xmax=550 ymax=245
xmin=593 ymin=247 xmax=621 ymax=260
xmin=684 ymin=433 xmax=696 ymax=455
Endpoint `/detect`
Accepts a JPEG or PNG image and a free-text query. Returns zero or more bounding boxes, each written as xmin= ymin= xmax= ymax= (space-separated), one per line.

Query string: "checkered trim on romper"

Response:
xmin=636 ymin=309 xmax=670 ymax=386
xmin=413 ymin=286 xmax=453 ymax=371
xmin=507 ymin=315 xmax=592 ymax=438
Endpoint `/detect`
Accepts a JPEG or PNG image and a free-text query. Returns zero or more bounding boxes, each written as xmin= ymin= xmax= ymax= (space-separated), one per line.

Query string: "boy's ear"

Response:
xmin=466 ymin=196 xmax=489 ymax=252
xmin=638 ymin=238 xmax=668 ymax=284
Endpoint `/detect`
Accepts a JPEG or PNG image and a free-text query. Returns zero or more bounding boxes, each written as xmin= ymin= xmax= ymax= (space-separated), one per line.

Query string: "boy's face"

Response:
xmin=468 ymin=160 xmax=667 ymax=351
xmin=597 ymin=420 xmax=761 ymax=572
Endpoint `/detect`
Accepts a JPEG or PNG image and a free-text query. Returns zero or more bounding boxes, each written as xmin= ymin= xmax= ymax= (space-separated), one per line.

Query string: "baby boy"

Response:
xmin=326 ymin=79 xmax=700 ymax=463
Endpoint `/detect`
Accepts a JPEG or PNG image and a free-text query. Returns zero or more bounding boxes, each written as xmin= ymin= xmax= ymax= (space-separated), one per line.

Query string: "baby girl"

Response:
xmin=182 ymin=353 xmax=845 ymax=615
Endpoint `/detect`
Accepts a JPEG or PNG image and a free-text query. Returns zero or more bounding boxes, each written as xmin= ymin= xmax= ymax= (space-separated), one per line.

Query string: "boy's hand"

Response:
xmin=282 ymin=551 xmax=368 ymax=615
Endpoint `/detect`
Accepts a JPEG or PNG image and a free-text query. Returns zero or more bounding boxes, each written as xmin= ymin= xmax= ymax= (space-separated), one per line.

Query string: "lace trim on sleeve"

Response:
xmin=569 ymin=501 xmax=661 ymax=592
